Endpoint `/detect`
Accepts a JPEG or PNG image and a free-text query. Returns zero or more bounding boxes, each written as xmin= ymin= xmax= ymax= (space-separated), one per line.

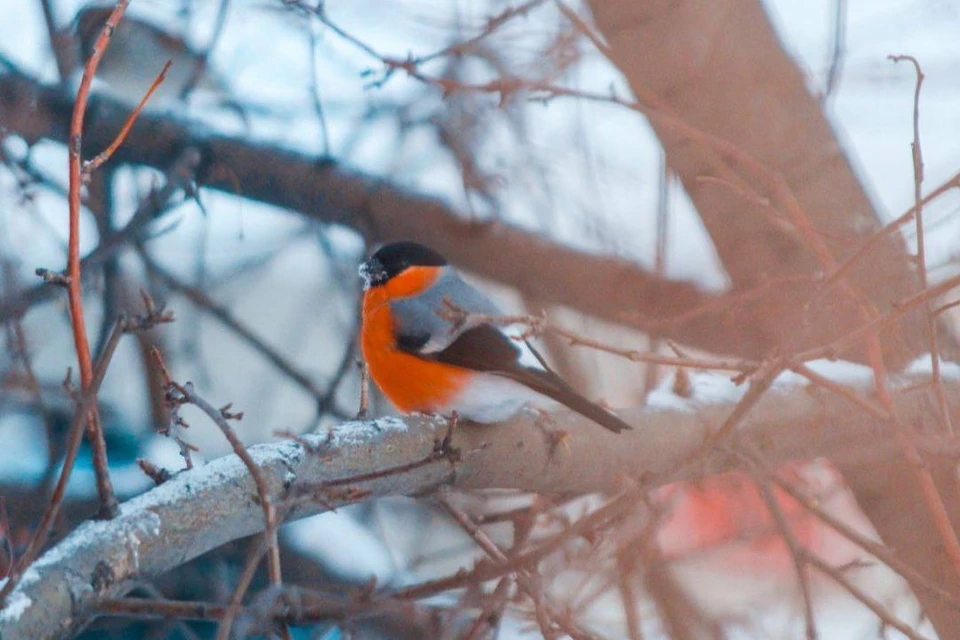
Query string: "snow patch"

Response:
xmin=644 ymin=386 xmax=697 ymax=412
xmin=647 ymin=371 xmax=746 ymax=411
xmin=142 ymin=435 xmax=199 ymax=471
xmin=0 ymin=571 xmax=37 ymax=621
xmin=28 ymin=511 xmax=161 ymax=580
xmin=127 ymin=531 xmax=142 ymax=571
xmin=648 ymin=359 xmax=882 ymax=412
xmin=905 ymin=354 xmax=960 ymax=379
xmin=18 ymin=568 xmax=39 ymax=587
xmin=133 ymin=443 xmax=284 ymax=510
xmin=795 ymin=359 xmax=876 ymax=384
xmin=138 ymin=510 xmax=162 ymax=538
xmin=0 ymin=589 xmax=32 ymax=623
xmin=329 ymin=415 xmax=412 ymax=448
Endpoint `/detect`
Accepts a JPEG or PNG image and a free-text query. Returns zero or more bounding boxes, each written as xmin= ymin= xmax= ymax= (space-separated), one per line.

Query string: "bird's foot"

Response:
xmin=354 ymin=359 xmax=369 ymax=419
xmin=434 ymin=411 xmax=462 ymax=462
xmin=531 ymin=409 xmax=571 ymax=461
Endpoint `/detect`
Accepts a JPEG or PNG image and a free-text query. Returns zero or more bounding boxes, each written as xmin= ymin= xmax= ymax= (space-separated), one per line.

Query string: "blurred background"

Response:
xmin=2 ymin=0 xmax=960 ymax=638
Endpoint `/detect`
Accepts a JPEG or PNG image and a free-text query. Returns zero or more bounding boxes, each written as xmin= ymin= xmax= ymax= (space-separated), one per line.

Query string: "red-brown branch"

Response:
xmin=65 ymin=0 xmax=134 ymax=520
xmin=84 ymin=59 xmax=172 ymax=174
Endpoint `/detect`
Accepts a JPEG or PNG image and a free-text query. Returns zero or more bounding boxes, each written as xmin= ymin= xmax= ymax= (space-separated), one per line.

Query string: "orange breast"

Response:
xmin=361 ymin=270 xmax=470 ymax=414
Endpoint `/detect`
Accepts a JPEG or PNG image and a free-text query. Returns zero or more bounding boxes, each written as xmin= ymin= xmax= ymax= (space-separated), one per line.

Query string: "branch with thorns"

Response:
xmin=437 ymin=298 xmax=754 ymax=373
xmin=149 ymin=346 xmax=291 ymax=639
xmin=0 ymin=292 xmax=173 ymax=606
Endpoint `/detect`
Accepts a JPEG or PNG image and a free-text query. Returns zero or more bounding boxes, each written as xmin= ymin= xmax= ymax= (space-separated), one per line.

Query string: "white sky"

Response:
xmin=3 ymin=0 xmax=959 ymax=290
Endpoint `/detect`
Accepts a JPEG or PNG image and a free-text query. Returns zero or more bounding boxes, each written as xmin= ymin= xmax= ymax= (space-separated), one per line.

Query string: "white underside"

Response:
xmin=437 ymin=373 xmax=557 ymax=423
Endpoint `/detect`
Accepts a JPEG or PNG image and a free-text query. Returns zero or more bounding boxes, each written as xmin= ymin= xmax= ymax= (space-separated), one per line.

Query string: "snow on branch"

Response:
xmin=1 ymin=375 xmax=957 ymax=639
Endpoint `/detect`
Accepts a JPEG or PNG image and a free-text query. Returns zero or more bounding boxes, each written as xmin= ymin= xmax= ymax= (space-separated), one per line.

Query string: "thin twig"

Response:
xmin=38 ymin=0 xmax=73 ymax=81
xmin=215 ymin=530 xmax=272 ymax=640
xmin=2 ymin=147 xmax=202 ymax=327
xmin=802 ymin=549 xmax=931 ymax=640
xmin=753 ymin=455 xmax=960 ymax=610
xmin=790 ymin=363 xmax=888 ymax=421
xmin=180 ymin=0 xmax=231 ymax=100
xmin=149 ymin=349 xmax=285 ymax=601
xmin=616 ymin=545 xmax=645 ymax=640
xmin=821 ymin=0 xmax=847 ymax=103
xmin=306 ymin=15 xmax=331 ymax=156
xmin=3 ymin=266 xmax=60 ymax=490
xmin=394 ymin=486 xmax=643 ymax=602
xmin=707 ymin=355 xmax=784 ymax=447
xmin=797 ymin=273 xmax=960 ymax=363
xmin=309 ymin=0 xmax=548 ymax=70
xmin=817 ymin=170 xmax=960 ymax=295
xmin=0 ymin=315 xmax=127 ymax=603
xmin=415 ymin=0 xmax=549 ymax=66
xmin=0 ymin=497 xmax=13 ymax=578
xmin=753 ymin=474 xmax=818 ymax=640
xmin=66 ymin=0 xmax=132 ymax=522
xmin=318 ymin=437 xmax=459 ymax=489
xmin=438 ymin=301 xmax=754 ymax=373
xmin=98 ymin=589 xmax=435 ymax=628
xmin=140 ymin=252 xmax=351 ymax=419
xmin=84 ymin=60 xmax=172 ymax=174
xmin=556 ymin=1 xmax=611 ymax=59
xmin=315 ymin=323 xmax=359 ymax=420
xmin=438 ymin=493 xmax=581 ymax=640
xmin=643 ymin=152 xmax=671 ymax=403
xmin=99 ymin=596 xmax=228 ymax=622
xmin=465 ymin=577 xmax=514 ymax=639
xmin=356 ymin=358 xmax=369 ymax=419
xmin=888 ymin=54 xmax=954 ymax=436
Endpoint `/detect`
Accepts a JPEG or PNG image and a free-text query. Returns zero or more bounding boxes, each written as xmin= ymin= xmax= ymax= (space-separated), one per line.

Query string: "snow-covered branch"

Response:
xmin=1 ymin=375 xmax=956 ymax=640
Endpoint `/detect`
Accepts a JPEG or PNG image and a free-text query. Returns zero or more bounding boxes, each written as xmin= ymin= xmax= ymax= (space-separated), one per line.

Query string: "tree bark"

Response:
xmin=589 ymin=0 xmax=937 ymax=368
xmin=587 ymin=0 xmax=960 ymax=633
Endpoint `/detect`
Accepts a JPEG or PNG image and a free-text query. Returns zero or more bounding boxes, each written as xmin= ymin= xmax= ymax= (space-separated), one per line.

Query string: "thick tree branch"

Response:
xmin=0 ymin=66 xmax=819 ymax=360
xmin=587 ymin=0 xmax=942 ymax=369
xmin=583 ymin=0 xmax=960 ymax=633
xmin=1 ymin=377 xmax=957 ymax=640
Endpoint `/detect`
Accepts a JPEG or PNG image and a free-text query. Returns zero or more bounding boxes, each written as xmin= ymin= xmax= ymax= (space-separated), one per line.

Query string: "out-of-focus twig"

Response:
xmin=888 ymin=54 xmax=954 ymax=436
xmin=822 ymin=0 xmax=847 ymax=103
xmin=140 ymin=252 xmax=352 ymax=419
xmin=0 ymin=316 xmax=124 ymax=604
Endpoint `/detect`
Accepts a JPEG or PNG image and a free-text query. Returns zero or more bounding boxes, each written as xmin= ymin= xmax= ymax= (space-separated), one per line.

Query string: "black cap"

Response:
xmin=359 ymin=241 xmax=447 ymax=288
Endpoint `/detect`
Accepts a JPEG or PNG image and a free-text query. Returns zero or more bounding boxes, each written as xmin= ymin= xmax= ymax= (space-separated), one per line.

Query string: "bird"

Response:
xmin=359 ymin=241 xmax=631 ymax=434
xmin=70 ymin=5 xmax=231 ymax=106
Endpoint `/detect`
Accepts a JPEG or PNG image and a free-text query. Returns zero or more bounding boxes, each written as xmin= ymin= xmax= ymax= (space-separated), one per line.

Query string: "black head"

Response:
xmin=359 ymin=241 xmax=447 ymax=288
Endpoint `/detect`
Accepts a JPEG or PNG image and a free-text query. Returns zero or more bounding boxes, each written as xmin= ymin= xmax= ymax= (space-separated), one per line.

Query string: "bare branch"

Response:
xmin=0 ymin=64 xmax=872 ymax=361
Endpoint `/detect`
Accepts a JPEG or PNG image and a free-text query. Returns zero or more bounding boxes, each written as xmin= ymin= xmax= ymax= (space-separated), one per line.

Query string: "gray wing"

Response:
xmin=389 ymin=269 xmax=501 ymax=354
xmin=427 ymin=324 xmax=631 ymax=433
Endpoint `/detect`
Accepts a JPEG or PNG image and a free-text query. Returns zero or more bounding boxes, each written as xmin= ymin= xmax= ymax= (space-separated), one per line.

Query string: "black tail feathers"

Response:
xmin=525 ymin=369 xmax=632 ymax=434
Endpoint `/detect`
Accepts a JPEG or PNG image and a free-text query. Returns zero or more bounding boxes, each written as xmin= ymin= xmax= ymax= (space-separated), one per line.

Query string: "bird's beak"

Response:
xmin=358 ymin=257 xmax=387 ymax=289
